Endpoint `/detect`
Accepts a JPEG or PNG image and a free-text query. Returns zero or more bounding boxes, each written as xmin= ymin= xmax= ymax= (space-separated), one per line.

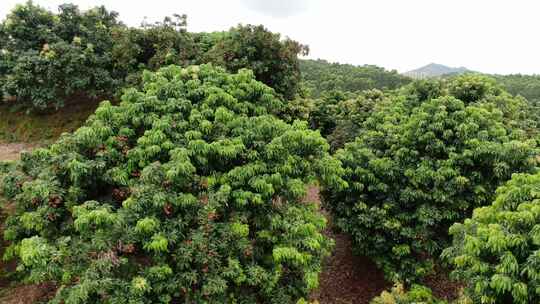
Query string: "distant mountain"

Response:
xmin=404 ymin=63 xmax=471 ymax=79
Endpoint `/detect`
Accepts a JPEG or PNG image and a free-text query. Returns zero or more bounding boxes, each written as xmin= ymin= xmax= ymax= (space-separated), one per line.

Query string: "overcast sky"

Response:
xmin=1 ymin=0 xmax=539 ymax=75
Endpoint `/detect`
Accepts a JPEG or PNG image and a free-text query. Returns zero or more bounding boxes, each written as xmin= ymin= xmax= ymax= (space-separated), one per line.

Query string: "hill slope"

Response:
xmin=301 ymin=59 xmax=412 ymax=97
xmin=493 ymin=74 xmax=540 ymax=103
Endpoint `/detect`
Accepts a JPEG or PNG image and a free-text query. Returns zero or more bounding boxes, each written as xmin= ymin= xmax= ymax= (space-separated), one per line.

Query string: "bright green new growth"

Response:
xmin=2 ymin=64 xmax=344 ymax=303
xmin=322 ymin=75 xmax=538 ymax=282
xmin=443 ymin=172 xmax=540 ymax=304
xmin=370 ymin=284 xmax=450 ymax=304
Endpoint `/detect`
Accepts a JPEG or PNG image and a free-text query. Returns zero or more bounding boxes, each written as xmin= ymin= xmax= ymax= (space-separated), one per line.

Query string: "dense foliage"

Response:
xmin=447 ymin=75 xmax=540 ymax=135
xmin=322 ymin=75 xmax=538 ymax=281
xmin=325 ymin=89 xmax=386 ymax=151
xmin=307 ymin=89 xmax=387 ymax=151
xmin=494 ymin=74 xmax=540 ymax=103
xmin=300 ymin=59 xmax=411 ymax=98
xmin=308 ymin=90 xmax=351 ymax=138
xmin=203 ymin=25 xmax=308 ymax=100
xmin=1 ymin=65 xmax=344 ymax=303
xmin=0 ymin=2 xmax=306 ymax=110
xmin=443 ymin=172 xmax=540 ymax=304
xmin=110 ymin=14 xmax=199 ymax=82
xmin=0 ymin=2 xmax=122 ymax=109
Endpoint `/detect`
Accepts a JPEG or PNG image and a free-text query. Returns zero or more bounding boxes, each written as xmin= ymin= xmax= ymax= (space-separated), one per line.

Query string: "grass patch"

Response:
xmin=0 ymin=99 xmax=102 ymax=143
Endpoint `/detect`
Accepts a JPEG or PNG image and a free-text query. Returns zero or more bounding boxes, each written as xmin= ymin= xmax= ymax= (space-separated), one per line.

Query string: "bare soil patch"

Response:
xmin=310 ymin=232 xmax=390 ymax=304
xmin=0 ymin=283 xmax=56 ymax=304
xmin=423 ymin=266 xmax=464 ymax=301
xmin=0 ymin=143 xmax=37 ymax=161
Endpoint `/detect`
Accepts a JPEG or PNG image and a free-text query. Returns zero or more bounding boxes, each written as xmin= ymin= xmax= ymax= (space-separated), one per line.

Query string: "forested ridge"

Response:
xmin=1 ymin=2 xmax=540 ymax=304
xmin=300 ymin=59 xmax=411 ymax=97
xmin=493 ymin=74 xmax=540 ymax=103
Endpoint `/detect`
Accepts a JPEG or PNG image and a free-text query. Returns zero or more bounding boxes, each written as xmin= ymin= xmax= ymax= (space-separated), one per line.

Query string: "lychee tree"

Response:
xmin=322 ymin=76 xmax=538 ymax=282
xmin=443 ymin=172 xmax=540 ymax=304
xmin=2 ymin=64 xmax=345 ymax=304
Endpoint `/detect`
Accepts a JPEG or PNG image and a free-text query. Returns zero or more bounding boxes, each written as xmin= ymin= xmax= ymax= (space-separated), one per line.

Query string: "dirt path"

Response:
xmin=0 ymin=143 xmax=37 ymax=161
xmin=306 ymin=186 xmax=390 ymax=304
xmin=311 ymin=233 xmax=389 ymax=304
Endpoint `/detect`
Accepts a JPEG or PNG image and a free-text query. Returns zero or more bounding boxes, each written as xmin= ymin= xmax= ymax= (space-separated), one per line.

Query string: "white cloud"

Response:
xmin=240 ymin=0 xmax=310 ymax=18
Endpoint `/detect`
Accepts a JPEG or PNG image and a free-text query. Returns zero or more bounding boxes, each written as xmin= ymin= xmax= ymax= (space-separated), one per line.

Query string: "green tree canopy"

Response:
xmin=203 ymin=24 xmax=308 ymax=100
xmin=0 ymin=3 xmax=307 ymax=110
xmin=2 ymin=65 xmax=344 ymax=303
xmin=443 ymin=171 xmax=540 ymax=304
xmin=1 ymin=1 xmax=124 ymax=109
xmin=322 ymin=75 xmax=538 ymax=282
xmin=494 ymin=74 xmax=540 ymax=104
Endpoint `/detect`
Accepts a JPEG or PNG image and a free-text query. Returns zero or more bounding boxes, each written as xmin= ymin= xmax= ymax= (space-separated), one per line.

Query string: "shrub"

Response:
xmin=371 ymin=284 xmax=447 ymax=304
xmin=443 ymin=172 xmax=540 ymax=304
xmin=371 ymin=283 xmax=472 ymax=304
xmin=322 ymin=77 xmax=538 ymax=282
xmin=2 ymin=65 xmax=344 ymax=303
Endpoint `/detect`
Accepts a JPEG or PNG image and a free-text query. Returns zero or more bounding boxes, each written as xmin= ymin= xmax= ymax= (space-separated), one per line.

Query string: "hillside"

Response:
xmin=300 ymin=59 xmax=411 ymax=97
xmin=404 ymin=63 xmax=471 ymax=79
xmin=493 ymin=74 xmax=540 ymax=103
